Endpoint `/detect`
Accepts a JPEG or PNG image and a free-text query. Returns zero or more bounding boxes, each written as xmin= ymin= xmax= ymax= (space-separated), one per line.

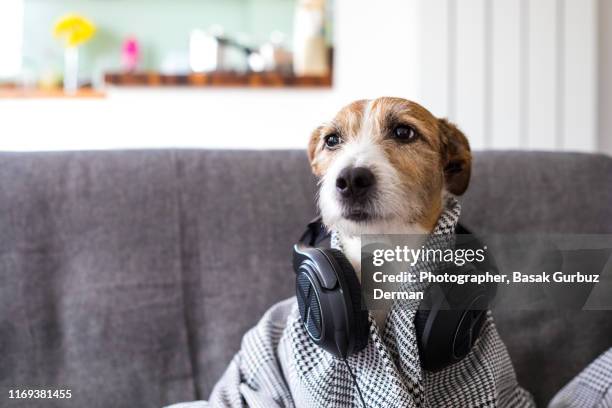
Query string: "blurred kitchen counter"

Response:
xmin=103 ymin=71 xmax=332 ymax=88
xmin=0 ymin=71 xmax=331 ymax=101
xmin=0 ymin=86 xmax=106 ymax=99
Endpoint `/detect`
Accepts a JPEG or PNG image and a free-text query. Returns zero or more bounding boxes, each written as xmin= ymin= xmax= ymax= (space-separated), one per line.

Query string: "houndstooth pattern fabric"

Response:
xmin=549 ymin=348 xmax=612 ymax=408
xmin=168 ymin=198 xmax=538 ymax=408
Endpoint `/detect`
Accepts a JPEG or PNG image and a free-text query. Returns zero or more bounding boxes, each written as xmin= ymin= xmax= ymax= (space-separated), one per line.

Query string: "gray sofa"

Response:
xmin=1 ymin=150 xmax=611 ymax=408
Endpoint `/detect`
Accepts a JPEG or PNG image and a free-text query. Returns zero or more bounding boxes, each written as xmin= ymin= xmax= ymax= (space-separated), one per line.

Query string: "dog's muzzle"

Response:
xmin=335 ymin=166 xmax=376 ymax=221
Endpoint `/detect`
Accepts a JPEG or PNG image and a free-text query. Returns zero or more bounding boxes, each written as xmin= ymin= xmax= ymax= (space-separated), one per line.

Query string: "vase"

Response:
xmin=64 ymin=46 xmax=79 ymax=94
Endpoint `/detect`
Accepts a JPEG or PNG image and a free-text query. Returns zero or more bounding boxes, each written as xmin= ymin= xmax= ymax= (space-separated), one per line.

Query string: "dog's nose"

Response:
xmin=336 ymin=167 xmax=376 ymax=198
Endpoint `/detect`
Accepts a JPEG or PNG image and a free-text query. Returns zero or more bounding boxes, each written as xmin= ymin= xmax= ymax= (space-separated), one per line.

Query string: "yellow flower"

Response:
xmin=53 ymin=14 xmax=96 ymax=47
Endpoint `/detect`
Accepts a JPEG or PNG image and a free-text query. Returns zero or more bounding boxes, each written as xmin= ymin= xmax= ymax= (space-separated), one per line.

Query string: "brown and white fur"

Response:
xmin=307 ymin=97 xmax=472 ymax=280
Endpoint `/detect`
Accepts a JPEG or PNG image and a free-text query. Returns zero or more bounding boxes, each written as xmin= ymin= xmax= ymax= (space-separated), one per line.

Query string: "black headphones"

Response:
xmin=292 ymin=217 xmax=497 ymax=372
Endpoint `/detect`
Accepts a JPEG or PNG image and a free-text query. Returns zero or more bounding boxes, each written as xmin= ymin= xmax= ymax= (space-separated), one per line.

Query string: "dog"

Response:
xmin=307 ymin=97 xmax=472 ymax=278
xmin=169 ymin=97 xmax=537 ymax=408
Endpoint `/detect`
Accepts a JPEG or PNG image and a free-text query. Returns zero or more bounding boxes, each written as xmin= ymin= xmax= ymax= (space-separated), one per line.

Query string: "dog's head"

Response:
xmin=308 ymin=97 xmax=471 ymax=237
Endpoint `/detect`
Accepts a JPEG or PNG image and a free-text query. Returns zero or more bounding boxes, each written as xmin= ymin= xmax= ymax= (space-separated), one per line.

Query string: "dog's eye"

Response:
xmin=324 ymin=134 xmax=342 ymax=149
xmin=393 ymin=125 xmax=418 ymax=142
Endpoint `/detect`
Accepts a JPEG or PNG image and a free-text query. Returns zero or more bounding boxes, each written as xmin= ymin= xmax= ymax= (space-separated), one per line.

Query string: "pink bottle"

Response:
xmin=122 ymin=36 xmax=140 ymax=72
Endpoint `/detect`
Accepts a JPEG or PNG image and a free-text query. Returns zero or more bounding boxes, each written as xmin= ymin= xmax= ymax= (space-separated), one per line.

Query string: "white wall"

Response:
xmin=0 ymin=0 xmax=602 ymax=153
xmin=418 ymin=0 xmax=598 ymax=152
xmin=599 ymin=0 xmax=612 ymax=156
xmin=0 ymin=0 xmax=23 ymax=78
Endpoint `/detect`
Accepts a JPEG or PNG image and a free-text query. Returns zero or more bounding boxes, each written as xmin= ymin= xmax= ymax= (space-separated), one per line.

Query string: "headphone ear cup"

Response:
xmin=295 ymin=271 xmax=324 ymax=342
xmin=325 ymin=248 xmax=370 ymax=354
xmin=416 ymin=280 xmax=490 ymax=372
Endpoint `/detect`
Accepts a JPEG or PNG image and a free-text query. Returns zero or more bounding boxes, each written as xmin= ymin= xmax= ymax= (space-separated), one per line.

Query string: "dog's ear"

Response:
xmin=439 ymin=118 xmax=471 ymax=196
xmin=307 ymin=126 xmax=324 ymax=177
